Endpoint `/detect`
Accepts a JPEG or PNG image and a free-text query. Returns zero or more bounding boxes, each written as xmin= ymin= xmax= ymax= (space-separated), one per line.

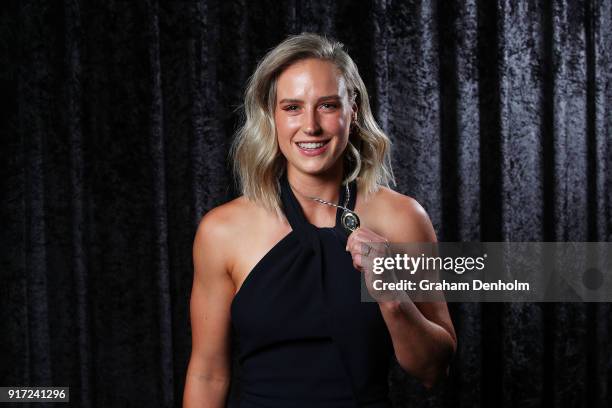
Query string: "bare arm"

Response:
xmin=378 ymin=197 xmax=456 ymax=388
xmin=347 ymin=193 xmax=456 ymax=388
xmin=183 ymin=209 xmax=236 ymax=408
xmin=379 ymin=298 xmax=456 ymax=389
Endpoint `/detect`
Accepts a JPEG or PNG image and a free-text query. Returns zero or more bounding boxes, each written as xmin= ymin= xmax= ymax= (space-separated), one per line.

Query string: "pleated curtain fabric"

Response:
xmin=1 ymin=1 xmax=610 ymax=407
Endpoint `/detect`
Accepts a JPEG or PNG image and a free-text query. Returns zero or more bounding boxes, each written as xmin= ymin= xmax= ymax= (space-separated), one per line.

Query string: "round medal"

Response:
xmin=341 ymin=210 xmax=360 ymax=233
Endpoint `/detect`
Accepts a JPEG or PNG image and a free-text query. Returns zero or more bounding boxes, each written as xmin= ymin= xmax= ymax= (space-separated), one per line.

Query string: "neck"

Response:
xmin=285 ymin=163 xmax=344 ymax=227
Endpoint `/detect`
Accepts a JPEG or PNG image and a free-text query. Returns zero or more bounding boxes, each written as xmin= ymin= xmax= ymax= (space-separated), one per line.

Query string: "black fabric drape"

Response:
xmin=1 ymin=1 xmax=610 ymax=407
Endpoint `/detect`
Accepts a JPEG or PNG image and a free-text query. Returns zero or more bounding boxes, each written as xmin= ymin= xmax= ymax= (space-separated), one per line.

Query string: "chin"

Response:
xmin=293 ymin=166 xmax=328 ymax=176
xmin=283 ymin=148 xmax=344 ymax=177
xmin=291 ymin=160 xmax=340 ymax=177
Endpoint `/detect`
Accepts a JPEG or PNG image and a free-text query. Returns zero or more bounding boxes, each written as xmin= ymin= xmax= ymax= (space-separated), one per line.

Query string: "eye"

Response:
xmin=283 ymin=105 xmax=299 ymax=111
xmin=321 ymin=103 xmax=338 ymax=110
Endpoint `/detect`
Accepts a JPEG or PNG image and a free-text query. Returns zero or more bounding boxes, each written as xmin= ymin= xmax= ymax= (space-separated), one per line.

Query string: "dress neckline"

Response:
xmin=279 ymin=171 xmax=357 ymax=234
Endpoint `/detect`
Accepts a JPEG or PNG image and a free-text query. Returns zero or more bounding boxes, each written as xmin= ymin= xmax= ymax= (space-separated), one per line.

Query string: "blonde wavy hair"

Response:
xmin=229 ymin=32 xmax=395 ymax=218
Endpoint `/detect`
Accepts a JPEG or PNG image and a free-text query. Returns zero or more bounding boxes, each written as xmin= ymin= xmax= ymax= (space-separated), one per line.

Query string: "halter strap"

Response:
xmin=279 ymin=171 xmax=357 ymax=235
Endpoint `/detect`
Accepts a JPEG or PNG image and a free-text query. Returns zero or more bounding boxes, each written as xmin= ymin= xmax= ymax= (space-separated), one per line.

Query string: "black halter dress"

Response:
xmin=230 ymin=172 xmax=394 ymax=407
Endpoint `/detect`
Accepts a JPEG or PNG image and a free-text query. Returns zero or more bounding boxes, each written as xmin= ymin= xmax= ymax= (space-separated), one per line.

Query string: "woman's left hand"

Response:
xmin=345 ymin=227 xmax=389 ymax=273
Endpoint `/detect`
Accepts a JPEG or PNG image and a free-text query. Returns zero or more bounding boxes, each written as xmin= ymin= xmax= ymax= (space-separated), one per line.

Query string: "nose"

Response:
xmin=302 ymin=107 xmax=322 ymax=136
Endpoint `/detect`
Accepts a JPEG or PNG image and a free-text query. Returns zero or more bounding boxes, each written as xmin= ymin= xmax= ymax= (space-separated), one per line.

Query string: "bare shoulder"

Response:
xmin=194 ymin=196 xmax=260 ymax=275
xmin=197 ymin=196 xmax=258 ymax=231
xmin=361 ymin=186 xmax=437 ymax=243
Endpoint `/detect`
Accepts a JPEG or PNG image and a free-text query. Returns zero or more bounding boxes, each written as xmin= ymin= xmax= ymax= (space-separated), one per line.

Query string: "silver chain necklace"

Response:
xmin=289 ymin=181 xmax=361 ymax=233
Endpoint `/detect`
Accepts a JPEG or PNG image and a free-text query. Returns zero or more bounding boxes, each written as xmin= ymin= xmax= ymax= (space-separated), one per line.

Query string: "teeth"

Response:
xmin=297 ymin=141 xmax=326 ymax=149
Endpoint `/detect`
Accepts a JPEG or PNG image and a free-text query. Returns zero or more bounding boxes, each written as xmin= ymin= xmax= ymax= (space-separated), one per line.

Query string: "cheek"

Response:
xmin=274 ymin=114 xmax=297 ymax=153
xmin=327 ymin=111 xmax=349 ymax=130
xmin=275 ymin=113 xmax=300 ymax=137
xmin=274 ymin=113 xmax=287 ymax=142
xmin=324 ymin=115 xmax=349 ymax=137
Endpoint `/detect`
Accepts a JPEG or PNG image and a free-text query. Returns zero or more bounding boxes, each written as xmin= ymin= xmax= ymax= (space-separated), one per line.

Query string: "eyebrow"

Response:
xmin=278 ymin=95 xmax=341 ymax=104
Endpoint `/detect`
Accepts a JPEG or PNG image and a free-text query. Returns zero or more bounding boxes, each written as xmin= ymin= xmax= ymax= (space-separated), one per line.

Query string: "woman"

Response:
xmin=184 ymin=33 xmax=456 ymax=407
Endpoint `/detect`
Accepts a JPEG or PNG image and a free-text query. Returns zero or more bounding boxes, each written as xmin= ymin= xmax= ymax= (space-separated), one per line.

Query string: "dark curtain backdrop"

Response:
xmin=1 ymin=0 xmax=611 ymax=407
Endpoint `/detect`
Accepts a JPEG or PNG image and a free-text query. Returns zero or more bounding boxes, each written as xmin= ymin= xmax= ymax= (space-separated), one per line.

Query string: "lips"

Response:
xmin=295 ymin=139 xmax=330 ymax=156
xmin=296 ymin=140 xmax=329 ymax=149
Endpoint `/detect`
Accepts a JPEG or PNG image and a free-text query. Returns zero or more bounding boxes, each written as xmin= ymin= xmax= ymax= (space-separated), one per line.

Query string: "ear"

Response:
xmin=350 ymin=102 xmax=358 ymax=124
xmin=349 ymin=89 xmax=359 ymax=121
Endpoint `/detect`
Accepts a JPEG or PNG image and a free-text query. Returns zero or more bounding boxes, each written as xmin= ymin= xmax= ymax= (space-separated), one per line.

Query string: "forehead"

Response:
xmin=276 ymin=58 xmax=347 ymax=98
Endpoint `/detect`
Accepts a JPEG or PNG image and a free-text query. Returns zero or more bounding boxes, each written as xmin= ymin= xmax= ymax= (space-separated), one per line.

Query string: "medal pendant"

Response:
xmin=341 ymin=210 xmax=360 ymax=233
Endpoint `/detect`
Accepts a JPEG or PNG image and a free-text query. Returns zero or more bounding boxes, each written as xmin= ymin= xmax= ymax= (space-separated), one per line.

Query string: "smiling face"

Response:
xmin=274 ymin=58 xmax=355 ymax=179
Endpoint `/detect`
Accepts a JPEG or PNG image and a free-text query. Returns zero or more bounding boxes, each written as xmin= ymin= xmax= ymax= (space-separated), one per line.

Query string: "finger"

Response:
xmin=347 ymin=228 xmax=385 ymax=253
xmin=346 ymin=229 xmax=359 ymax=251
xmin=348 ymin=237 xmax=370 ymax=257
xmin=353 ymin=230 xmax=381 ymax=250
xmin=359 ymin=242 xmax=369 ymax=256
xmin=346 ymin=229 xmax=363 ymax=251
xmin=347 ymin=240 xmax=360 ymax=255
